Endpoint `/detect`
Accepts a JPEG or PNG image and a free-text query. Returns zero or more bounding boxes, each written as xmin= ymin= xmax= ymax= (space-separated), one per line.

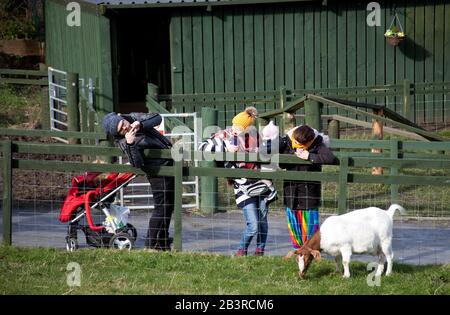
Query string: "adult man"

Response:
xmin=103 ymin=112 xmax=173 ymax=251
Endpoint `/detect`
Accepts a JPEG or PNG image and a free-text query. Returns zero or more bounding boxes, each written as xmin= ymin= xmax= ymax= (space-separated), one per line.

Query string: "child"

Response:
xmin=258 ymin=120 xmax=279 ymax=201
xmin=280 ymin=124 xmax=336 ymax=249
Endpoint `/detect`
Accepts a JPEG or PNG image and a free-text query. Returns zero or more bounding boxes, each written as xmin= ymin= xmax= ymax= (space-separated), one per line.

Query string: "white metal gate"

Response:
xmin=119 ymin=113 xmax=200 ymax=210
xmin=48 ymin=67 xmax=68 ymax=143
xmin=48 ymin=67 xmax=96 ymax=143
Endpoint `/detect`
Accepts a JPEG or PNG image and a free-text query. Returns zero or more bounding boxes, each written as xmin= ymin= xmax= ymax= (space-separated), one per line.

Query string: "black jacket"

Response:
xmin=279 ymin=134 xmax=336 ymax=210
xmin=114 ymin=112 xmax=172 ymax=169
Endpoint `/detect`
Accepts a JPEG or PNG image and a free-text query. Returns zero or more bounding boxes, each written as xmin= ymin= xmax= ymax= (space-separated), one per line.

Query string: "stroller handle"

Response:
xmin=85 ymin=191 xmax=104 ymax=232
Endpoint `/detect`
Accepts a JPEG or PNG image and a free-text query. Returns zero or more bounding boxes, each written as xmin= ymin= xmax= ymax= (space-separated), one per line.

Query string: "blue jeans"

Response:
xmin=238 ymin=199 xmax=268 ymax=251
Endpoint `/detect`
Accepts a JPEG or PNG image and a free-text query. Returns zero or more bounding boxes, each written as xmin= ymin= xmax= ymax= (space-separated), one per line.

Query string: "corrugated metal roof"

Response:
xmin=81 ymin=0 xmax=309 ymax=6
xmin=81 ymin=0 xmax=231 ymax=5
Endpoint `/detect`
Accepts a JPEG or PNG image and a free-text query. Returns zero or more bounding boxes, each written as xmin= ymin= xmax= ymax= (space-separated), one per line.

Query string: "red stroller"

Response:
xmin=60 ymin=171 xmax=137 ymax=251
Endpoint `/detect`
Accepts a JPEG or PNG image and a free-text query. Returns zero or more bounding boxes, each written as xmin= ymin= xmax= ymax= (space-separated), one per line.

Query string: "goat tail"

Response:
xmin=386 ymin=204 xmax=406 ymax=219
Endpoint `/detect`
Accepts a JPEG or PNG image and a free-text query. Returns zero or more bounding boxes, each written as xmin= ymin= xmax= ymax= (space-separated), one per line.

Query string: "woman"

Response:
xmin=226 ymin=107 xmax=276 ymax=256
xmin=198 ymin=106 xmax=276 ymax=256
xmin=280 ymin=124 xmax=336 ymax=249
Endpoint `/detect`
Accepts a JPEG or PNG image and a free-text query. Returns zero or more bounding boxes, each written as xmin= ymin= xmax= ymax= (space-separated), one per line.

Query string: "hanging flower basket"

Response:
xmin=384 ymin=12 xmax=405 ymax=47
xmin=385 ymin=33 xmax=405 ymax=46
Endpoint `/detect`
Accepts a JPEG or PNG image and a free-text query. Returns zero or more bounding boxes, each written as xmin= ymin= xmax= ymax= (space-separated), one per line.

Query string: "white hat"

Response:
xmin=261 ymin=121 xmax=279 ymax=140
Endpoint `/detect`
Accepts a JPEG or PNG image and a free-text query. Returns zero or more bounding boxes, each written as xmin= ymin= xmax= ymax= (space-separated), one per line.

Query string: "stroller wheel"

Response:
xmin=109 ymin=233 xmax=134 ymax=250
xmin=66 ymin=237 xmax=79 ymax=252
xmin=123 ymin=223 xmax=137 ymax=241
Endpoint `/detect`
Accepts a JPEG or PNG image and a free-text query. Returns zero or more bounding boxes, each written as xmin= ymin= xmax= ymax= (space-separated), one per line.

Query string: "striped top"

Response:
xmin=198 ymin=131 xmax=272 ymax=208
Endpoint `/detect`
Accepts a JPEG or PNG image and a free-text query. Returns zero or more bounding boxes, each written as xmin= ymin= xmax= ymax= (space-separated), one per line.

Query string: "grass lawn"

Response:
xmin=0 ymin=246 xmax=449 ymax=295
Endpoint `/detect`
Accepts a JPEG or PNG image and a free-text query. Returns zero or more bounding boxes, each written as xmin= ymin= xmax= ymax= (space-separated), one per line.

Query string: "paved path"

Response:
xmin=1 ymin=207 xmax=450 ymax=265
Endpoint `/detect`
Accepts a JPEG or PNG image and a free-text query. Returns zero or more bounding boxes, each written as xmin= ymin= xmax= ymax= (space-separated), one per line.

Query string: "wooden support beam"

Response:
xmin=372 ymin=108 xmax=384 ymax=175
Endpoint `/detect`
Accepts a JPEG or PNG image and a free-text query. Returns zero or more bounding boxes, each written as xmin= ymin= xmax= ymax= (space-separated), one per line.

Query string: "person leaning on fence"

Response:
xmin=102 ymin=112 xmax=174 ymax=251
xmin=280 ymin=124 xmax=337 ymax=249
xmin=226 ymin=107 xmax=277 ymax=257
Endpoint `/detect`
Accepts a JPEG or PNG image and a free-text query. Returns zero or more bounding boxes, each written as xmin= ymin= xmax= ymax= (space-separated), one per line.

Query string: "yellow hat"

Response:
xmin=291 ymin=134 xmax=315 ymax=150
xmin=232 ymin=107 xmax=258 ymax=131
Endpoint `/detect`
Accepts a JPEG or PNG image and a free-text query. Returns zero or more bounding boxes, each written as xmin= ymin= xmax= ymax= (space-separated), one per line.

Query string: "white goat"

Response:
xmin=285 ymin=204 xmax=405 ymax=278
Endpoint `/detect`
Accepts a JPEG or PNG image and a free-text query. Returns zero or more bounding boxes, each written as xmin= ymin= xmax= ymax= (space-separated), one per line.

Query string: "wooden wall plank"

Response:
xmin=385 ymin=3 xmax=396 ymax=114
xmin=320 ymin=7 xmax=328 ymax=93
xmin=274 ymin=6 xmax=285 ymax=90
xmin=356 ymin=2 xmax=367 ymax=104
xmin=203 ymin=12 xmax=214 ymax=94
xmin=193 ymin=11 xmax=204 ymax=93
xmin=313 ymin=5 xmax=321 ymax=90
xmin=182 ymin=11 xmax=194 ymax=94
xmin=264 ymin=6 xmax=275 ymax=112
xmin=285 ymin=6 xmax=295 ymax=91
xmin=304 ymin=6 xmax=314 ymax=90
xmin=375 ymin=3 xmax=386 ymax=107
xmin=434 ymin=0 xmax=444 ymax=123
xmin=336 ymin=3 xmax=347 ymax=120
xmin=424 ymin=1 xmax=435 ymax=123
xmin=294 ymin=6 xmax=305 ymax=91
xmin=394 ymin=1 xmax=406 ymax=115
xmin=404 ymin=1 xmax=415 ymax=121
xmin=414 ymin=0 xmax=425 ymax=123
xmin=366 ymin=1 xmax=376 ymax=107
xmin=234 ymin=7 xmax=245 ymax=118
xmin=327 ymin=3 xmax=337 ymax=116
xmin=347 ymin=4 xmax=357 ymax=89
xmin=244 ymin=7 xmax=255 ymax=92
xmin=213 ymin=9 xmax=225 ymax=93
xmin=254 ymin=8 xmax=265 ymax=92
xmin=444 ymin=2 xmax=450 ymax=123
xmin=170 ymin=11 xmax=183 ymax=94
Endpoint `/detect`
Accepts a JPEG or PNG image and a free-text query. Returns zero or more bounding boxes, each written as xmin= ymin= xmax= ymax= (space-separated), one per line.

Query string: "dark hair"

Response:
xmin=293 ymin=125 xmax=315 ymax=144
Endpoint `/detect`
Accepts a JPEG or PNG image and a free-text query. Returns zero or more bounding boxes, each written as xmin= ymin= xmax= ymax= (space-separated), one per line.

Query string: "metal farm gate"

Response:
xmin=119 ymin=113 xmax=200 ymax=210
xmin=48 ymin=67 xmax=96 ymax=143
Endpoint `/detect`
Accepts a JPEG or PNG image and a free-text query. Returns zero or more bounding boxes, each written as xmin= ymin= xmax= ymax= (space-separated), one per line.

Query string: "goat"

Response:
xmin=285 ymin=204 xmax=405 ymax=278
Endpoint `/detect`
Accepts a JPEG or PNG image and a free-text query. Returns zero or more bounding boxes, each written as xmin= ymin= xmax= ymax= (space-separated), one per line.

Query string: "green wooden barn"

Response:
xmin=45 ymin=0 xmax=450 ymax=131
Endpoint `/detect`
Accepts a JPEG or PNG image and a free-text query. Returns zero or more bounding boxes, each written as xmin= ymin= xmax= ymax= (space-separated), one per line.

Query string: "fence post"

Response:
xmin=403 ymin=79 xmax=413 ymax=122
xmin=280 ymin=86 xmax=295 ymax=134
xmin=304 ymin=99 xmax=322 ymax=131
xmin=66 ymin=72 xmax=80 ymax=144
xmin=371 ymin=108 xmax=384 ymax=175
xmin=390 ymin=139 xmax=399 ymax=204
xmin=328 ymin=119 xmax=340 ymax=139
xmin=39 ymin=64 xmax=50 ymax=129
xmin=80 ymin=99 xmax=88 ymax=140
xmin=200 ymin=107 xmax=218 ymax=214
xmin=338 ymin=156 xmax=349 ymax=215
xmin=2 ymin=141 xmax=12 ymax=245
xmin=173 ymin=159 xmax=183 ymax=252
xmin=279 ymin=86 xmax=286 ymax=133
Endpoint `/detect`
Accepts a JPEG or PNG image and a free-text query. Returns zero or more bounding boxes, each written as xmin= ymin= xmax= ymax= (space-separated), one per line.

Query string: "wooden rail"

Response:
xmin=1 ymin=138 xmax=450 ymax=249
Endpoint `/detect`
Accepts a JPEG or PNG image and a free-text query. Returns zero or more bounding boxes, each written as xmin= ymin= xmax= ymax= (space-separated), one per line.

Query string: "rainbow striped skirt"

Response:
xmin=285 ymin=207 xmax=320 ymax=249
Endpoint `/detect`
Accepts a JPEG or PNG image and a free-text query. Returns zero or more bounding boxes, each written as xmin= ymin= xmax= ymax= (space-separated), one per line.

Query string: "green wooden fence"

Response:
xmin=166 ymin=81 xmax=450 ymax=128
xmin=0 ymin=68 xmax=48 ymax=86
xmin=2 ymin=129 xmax=450 ymax=249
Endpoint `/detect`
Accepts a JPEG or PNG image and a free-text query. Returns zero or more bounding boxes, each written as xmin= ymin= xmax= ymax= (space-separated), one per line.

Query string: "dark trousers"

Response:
xmin=145 ymin=175 xmax=175 ymax=250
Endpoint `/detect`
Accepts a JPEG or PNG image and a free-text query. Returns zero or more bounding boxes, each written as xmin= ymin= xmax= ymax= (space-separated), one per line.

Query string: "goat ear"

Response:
xmin=284 ymin=249 xmax=301 ymax=260
xmin=310 ymin=250 xmax=321 ymax=262
xmin=284 ymin=250 xmax=296 ymax=260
